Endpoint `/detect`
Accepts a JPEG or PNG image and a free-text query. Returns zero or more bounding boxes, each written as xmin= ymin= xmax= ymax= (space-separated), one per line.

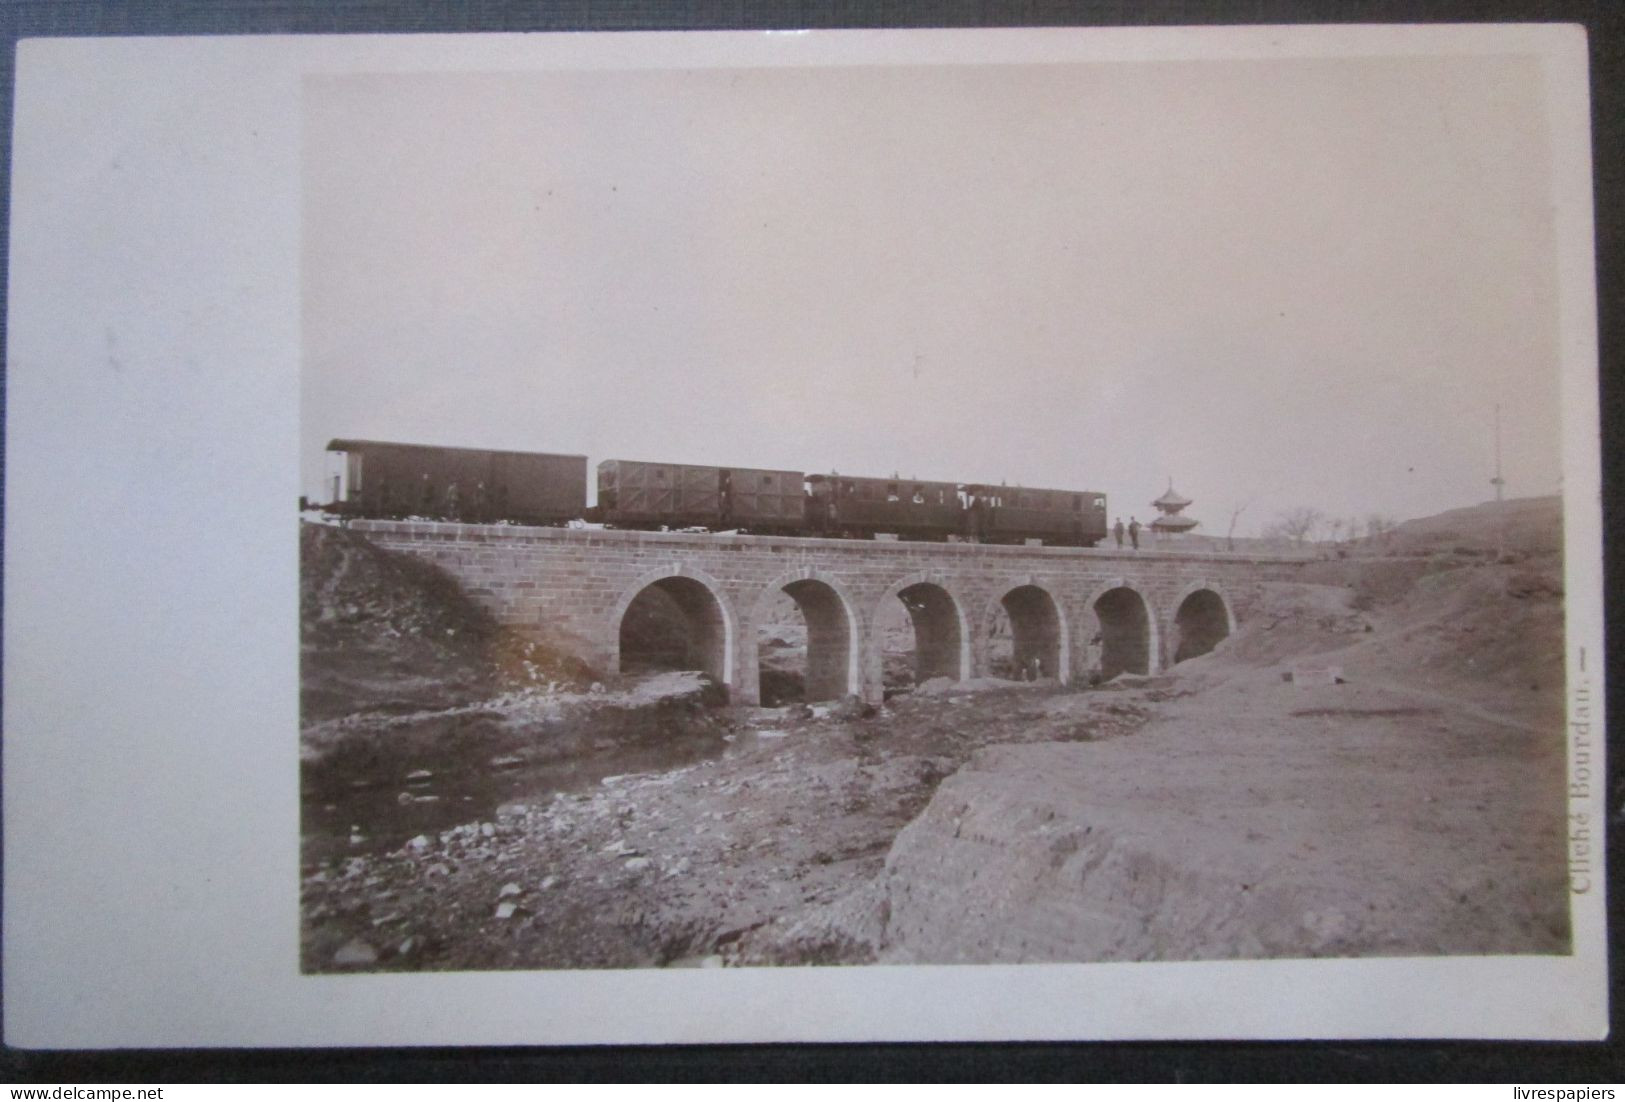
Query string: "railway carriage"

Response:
xmin=597 ymin=459 xmax=806 ymax=534
xmin=806 ymin=474 xmax=967 ymax=540
xmin=966 ymin=484 xmax=1109 ymax=547
xmin=325 ymin=439 xmax=587 ymax=525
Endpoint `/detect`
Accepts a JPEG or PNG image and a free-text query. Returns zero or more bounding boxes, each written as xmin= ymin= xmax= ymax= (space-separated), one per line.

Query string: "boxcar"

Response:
xmin=326 ymin=439 xmax=587 ymax=525
xmin=806 ymin=474 xmax=967 ymax=540
xmin=598 ymin=459 xmax=806 ymax=533
xmin=966 ymin=483 xmax=1108 ymax=546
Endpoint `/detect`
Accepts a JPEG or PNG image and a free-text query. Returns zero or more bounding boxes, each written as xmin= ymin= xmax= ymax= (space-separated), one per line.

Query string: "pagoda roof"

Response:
xmin=1152 ymin=486 xmax=1193 ymax=509
xmin=1150 ymin=514 xmax=1200 ymax=531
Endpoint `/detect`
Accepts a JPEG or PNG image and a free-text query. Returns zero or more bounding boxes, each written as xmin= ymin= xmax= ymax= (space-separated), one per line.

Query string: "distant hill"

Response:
xmin=1162 ymin=496 xmax=1563 ymax=558
xmin=1379 ymin=495 xmax=1561 ymax=557
xmin=1193 ymin=495 xmax=1567 ymax=722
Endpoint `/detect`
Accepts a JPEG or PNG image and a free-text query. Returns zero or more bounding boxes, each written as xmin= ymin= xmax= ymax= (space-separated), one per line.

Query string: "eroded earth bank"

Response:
xmin=300 ymin=499 xmax=1570 ymax=971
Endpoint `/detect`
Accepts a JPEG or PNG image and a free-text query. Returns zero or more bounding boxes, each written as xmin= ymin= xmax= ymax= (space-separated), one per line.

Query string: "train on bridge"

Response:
xmin=324 ymin=438 xmax=1110 ymax=547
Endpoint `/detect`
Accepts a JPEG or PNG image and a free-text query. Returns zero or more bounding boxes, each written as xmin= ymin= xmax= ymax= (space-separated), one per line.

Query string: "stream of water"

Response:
xmin=295 ymin=720 xmax=803 ymax=871
xmin=299 ymin=730 xmax=758 ymax=869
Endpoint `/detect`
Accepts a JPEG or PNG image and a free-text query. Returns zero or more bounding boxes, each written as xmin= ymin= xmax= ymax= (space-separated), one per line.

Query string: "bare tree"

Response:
xmin=1225 ymin=497 xmax=1254 ymax=552
xmin=1365 ymin=513 xmax=1398 ymax=544
xmin=1272 ymin=506 xmax=1326 ymax=546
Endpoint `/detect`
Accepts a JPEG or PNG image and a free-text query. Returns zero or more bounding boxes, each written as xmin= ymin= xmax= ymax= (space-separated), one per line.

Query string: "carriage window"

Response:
xmin=1074 ymin=496 xmax=1083 ymax=512
xmin=762 ymin=475 xmax=773 ymax=487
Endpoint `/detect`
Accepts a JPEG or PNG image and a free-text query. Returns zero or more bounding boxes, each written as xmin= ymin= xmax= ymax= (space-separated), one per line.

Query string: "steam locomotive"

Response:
xmin=324 ymin=439 xmax=1109 ymax=547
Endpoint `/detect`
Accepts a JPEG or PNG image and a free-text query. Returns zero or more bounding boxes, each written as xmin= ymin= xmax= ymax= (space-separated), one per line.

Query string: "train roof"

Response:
xmin=599 ymin=457 xmax=803 ymax=476
xmin=808 ymin=473 xmax=1106 ymax=496
xmin=806 ymin=472 xmax=963 ymax=488
xmin=327 ymin=439 xmax=587 ymax=460
xmin=964 ymin=483 xmax=1107 ymax=496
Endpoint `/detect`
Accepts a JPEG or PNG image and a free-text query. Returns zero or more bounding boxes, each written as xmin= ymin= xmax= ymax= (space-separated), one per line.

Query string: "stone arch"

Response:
xmin=606 ymin=564 xmax=738 ymax=689
xmin=1171 ymin=581 xmax=1236 ymax=664
xmin=873 ymin=572 xmax=972 ymax=688
xmin=749 ymin=567 xmax=864 ymax=703
xmin=1079 ymin=579 xmax=1159 ymax=681
xmin=981 ymin=577 xmax=1070 ymax=684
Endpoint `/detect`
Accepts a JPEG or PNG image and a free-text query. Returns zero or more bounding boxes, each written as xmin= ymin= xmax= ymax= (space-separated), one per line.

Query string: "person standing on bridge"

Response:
xmin=1128 ymin=516 xmax=1141 ymax=550
xmin=1113 ymin=517 xmax=1125 ymax=547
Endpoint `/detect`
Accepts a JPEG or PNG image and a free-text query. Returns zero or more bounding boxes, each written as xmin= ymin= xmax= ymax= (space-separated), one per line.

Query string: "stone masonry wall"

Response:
xmin=351 ymin=520 xmax=1309 ymax=705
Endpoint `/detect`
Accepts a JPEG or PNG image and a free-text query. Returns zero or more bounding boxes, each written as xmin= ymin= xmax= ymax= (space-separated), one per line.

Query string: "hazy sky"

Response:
xmin=302 ymin=54 xmax=1563 ymax=534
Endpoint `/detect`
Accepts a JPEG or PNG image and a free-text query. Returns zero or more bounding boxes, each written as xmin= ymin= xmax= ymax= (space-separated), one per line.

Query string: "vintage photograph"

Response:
xmin=1 ymin=21 xmax=1601 ymax=1048
xmin=296 ymin=51 xmax=1578 ymax=974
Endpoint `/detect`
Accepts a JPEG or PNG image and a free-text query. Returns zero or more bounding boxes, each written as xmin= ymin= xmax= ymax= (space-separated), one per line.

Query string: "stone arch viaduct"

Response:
xmin=354 ymin=521 xmax=1309 ymax=706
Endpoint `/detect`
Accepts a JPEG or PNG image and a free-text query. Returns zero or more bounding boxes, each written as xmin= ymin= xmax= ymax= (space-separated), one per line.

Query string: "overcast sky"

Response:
xmin=302 ymin=53 xmax=1562 ymax=534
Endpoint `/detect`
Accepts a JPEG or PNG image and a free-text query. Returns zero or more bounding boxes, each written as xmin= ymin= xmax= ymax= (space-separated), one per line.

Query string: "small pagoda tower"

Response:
xmin=1150 ymin=478 xmax=1199 ymax=540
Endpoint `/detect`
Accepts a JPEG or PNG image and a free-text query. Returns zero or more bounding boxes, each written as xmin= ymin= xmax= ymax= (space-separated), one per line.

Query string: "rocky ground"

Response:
xmin=300 ymin=497 xmax=1574 ymax=972
xmin=300 ymin=677 xmax=1158 ymax=971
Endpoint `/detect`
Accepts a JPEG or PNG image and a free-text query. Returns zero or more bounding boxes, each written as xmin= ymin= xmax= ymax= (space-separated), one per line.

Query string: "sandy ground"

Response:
xmin=881 ymin=668 xmax=1568 ymax=963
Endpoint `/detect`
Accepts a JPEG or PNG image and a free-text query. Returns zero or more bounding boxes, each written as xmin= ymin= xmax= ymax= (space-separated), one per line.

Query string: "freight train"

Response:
xmin=324 ymin=438 xmax=1109 ymax=547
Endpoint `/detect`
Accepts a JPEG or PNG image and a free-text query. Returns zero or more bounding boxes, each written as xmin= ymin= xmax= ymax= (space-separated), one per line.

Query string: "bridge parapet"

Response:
xmin=347 ymin=520 xmax=1311 ymax=705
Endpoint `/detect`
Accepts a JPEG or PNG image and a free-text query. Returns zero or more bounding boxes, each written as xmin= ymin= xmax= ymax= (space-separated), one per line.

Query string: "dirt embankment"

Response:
xmin=879 ymin=670 xmax=1567 ymax=963
xmin=301 ymin=522 xmax=595 ymax=724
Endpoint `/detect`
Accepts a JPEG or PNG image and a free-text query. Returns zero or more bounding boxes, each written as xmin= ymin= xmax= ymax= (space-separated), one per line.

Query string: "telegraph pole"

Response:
xmin=1491 ymin=403 xmax=1506 ymax=560
xmin=1491 ymin=403 xmax=1506 ymax=504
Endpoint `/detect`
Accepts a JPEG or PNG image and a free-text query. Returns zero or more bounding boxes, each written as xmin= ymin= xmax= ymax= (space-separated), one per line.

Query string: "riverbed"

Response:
xmin=300 ymin=677 xmax=1137 ymax=971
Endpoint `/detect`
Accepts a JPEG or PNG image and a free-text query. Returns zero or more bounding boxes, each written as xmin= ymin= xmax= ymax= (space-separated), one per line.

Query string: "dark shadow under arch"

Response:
xmin=1092 ymin=586 xmax=1152 ymax=680
xmin=896 ymin=581 xmax=964 ymax=685
xmin=756 ymin=578 xmax=857 ymax=704
xmin=1174 ymin=588 xmax=1231 ymax=663
xmin=618 ymin=576 xmax=728 ymax=683
xmin=993 ymin=584 xmax=1064 ymax=681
